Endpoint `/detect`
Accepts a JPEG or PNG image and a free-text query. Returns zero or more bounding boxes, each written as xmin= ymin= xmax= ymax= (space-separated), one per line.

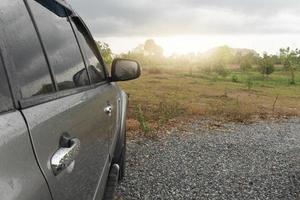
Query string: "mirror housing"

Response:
xmin=111 ymin=58 xmax=141 ymax=82
xmin=73 ymin=68 xmax=89 ymax=87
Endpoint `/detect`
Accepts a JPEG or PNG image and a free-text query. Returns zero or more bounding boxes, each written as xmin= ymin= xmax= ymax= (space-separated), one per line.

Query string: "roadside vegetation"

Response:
xmin=98 ymin=40 xmax=300 ymax=137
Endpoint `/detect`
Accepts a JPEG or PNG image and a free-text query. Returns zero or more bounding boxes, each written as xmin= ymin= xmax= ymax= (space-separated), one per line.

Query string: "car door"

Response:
xmin=0 ymin=21 xmax=52 ymax=199
xmin=2 ymin=0 xmax=113 ymax=199
xmin=69 ymin=15 xmax=120 ymax=160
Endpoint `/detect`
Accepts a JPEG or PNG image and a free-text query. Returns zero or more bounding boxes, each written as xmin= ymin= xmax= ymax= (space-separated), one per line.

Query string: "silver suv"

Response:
xmin=0 ymin=0 xmax=140 ymax=199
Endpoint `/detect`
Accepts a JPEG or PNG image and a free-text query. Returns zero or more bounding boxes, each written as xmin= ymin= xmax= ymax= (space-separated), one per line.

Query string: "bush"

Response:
xmin=258 ymin=63 xmax=274 ymax=76
xmin=212 ymin=63 xmax=229 ymax=77
xmin=240 ymin=60 xmax=252 ymax=71
xmin=231 ymin=75 xmax=239 ymax=83
xmin=258 ymin=54 xmax=275 ymax=77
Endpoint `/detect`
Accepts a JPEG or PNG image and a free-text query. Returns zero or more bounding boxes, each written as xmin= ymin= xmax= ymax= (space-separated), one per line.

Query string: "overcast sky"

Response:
xmin=69 ymin=0 xmax=300 ymax=55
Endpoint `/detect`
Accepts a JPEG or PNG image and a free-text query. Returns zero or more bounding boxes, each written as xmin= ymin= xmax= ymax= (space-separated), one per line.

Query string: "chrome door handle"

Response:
xmin=51 ymin=138 xmax=80 ymax=175
xmin=104 ymin=105 xmax=112 ymax=116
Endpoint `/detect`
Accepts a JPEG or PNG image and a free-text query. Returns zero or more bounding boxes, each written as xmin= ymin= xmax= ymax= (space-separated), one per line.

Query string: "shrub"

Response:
xmin=258 ymin=54 xmax=275 ymax=77
xmin=258 ymin=63 xmax=274 ymax=76
xmin=212 ymin=63 xmax=229 ymax=77
xmin=240 ymin=60 xmax=252 ymax=71
xmin=231 ymin=75 xmax=239 ymax=83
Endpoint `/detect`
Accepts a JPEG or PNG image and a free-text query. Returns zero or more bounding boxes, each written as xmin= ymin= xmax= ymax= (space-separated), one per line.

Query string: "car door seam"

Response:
xmin=19 ymin=110 xmax=55 ymax=200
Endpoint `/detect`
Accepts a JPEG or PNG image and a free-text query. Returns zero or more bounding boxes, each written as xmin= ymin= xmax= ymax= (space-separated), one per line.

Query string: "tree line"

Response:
xmin=97 ymin=39 xmax=300 ymax=85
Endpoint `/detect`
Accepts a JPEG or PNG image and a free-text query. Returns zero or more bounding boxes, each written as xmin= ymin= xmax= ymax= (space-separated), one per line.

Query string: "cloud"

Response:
xmin=68 ymin=0 xmax=300 ymax=37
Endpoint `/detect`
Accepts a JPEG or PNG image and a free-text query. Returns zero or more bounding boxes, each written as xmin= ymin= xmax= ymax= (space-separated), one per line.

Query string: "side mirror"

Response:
xmin=111 ymin=58 xmax=141 ymax=82
xmin=73 ymin=68 xmax=89 ymax=87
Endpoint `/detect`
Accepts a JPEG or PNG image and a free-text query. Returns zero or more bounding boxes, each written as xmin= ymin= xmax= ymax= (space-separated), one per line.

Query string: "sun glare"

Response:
xmin=98 ymin=34 xmax=300 ymax=57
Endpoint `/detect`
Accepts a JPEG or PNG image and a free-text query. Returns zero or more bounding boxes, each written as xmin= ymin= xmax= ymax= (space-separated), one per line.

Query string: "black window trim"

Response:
xmin=19 ymin=80 xmax=109 ymax=109
xmin=70 ymin=15 xmax=110 ymax=79
xmin=24 ymin=0 xmax=58 ymax=92
xmin=67 ymin=14 xmax=92 ymax=86
xmin=15 ymin=0 xmax=111 ymax=109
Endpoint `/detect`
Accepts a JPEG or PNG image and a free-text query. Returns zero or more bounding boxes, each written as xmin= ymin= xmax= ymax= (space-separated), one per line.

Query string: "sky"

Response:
xmin=68 ymin=0 xmax=300 ymax=56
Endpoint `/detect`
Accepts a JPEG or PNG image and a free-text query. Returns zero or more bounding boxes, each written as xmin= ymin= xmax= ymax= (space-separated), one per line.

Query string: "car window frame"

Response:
xmin=27 ymin=0 xmax=93 ymax=92
xmin=14 ymin=0 xmax=110 ymax=109
xmin=0 ymin=45 xmax=15 ymax=114
xmin=70 ymin=15 xmax=110 ymax=84
xmin=0 ymin=2 xmax=28 ymax=111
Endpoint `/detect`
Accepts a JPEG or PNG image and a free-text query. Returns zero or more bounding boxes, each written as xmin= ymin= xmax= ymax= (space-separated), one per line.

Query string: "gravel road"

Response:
xmin=117 ymin=118 xmax=300 ymax=200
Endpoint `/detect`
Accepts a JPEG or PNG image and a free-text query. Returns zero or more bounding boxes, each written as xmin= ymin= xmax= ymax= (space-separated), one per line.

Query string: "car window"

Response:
xmin=0 ymin=0 xmax=55 ymax=99
xmin=27 ymin=0 xmax=90 ymax=91
xmin=0 ymin=55 xmax=13 ymax=113
xmin=71 ymin=17 xmax=107 ymax=84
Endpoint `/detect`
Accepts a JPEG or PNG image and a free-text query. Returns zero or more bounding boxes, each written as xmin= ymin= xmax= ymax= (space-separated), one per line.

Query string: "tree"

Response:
xmin=144 ymin=39 xmax=164 ymax=57
xmin=280 ymin=47 xmax=300 ymax=85
xmin=211 ymin=45 xmax=233 ymax=65
xmin=97 ymin=42 xmax=113 ymax=65
xmin=120 ymin=39 xmax=165 ymax=67
xmin=258 ymin=53 xmax=275 ymax=78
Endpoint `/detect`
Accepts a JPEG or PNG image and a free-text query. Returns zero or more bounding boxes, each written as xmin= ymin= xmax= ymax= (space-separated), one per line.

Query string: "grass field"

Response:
xmin=119 ymin=67 xmax=300 ymax=136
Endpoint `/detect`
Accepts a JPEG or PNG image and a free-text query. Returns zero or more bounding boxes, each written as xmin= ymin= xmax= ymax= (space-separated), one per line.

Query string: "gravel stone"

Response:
xmin=117 ymin=118 xmax=300 ymax=199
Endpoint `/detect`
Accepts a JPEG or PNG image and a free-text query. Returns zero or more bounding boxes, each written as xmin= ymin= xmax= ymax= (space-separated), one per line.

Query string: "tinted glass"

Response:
xmin=71 ymin=18 xmax=106 ymax=84
xmin=0 ymin=0 xmax=54 ymax=98
xmin=0 ymin=57 xmax=13 ymax=112
xmin=28 ymin=0 xmax=89 ymax=91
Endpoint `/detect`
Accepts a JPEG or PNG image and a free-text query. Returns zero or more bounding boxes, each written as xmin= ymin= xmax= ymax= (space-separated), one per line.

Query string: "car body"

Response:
xmin=0 ymin=0 xmax=140 ymax=199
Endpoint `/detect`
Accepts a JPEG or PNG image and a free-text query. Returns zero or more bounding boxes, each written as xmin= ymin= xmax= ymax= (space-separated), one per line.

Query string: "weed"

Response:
xmin=158 ymin=101 xmax=184 ymax=124
xmin=133 ymin=104 xmax=151 ymax=135
xmin=246 ymin=75 xmax=253 ymax=90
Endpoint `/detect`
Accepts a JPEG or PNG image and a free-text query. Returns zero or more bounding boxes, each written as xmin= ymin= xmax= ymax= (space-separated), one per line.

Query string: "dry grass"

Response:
xmin=145 ymin=67 xmax=163 ymax=74
xmin=120 ymin=68 xmax=300 ymax=137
